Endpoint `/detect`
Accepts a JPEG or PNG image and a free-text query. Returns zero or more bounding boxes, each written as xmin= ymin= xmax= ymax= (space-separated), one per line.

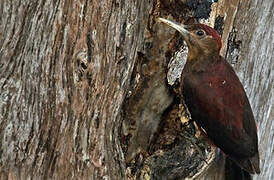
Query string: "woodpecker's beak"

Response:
xmin=158 ymin=18 xmax=190 ymax=39
xmin=158 ymin=18 xmax=204 ymax=60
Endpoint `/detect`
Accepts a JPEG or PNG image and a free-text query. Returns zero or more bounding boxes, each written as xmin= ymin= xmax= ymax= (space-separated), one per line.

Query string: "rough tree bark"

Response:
xmin=199 ymin=0 xmax=274 ymax=179
xmin=225 ymin=0 xmax=274 ymax=179
xmin=0 ymin=0 xmax=145 ymax=178
xmin=0 ymin=0 xmax=273 ymax=179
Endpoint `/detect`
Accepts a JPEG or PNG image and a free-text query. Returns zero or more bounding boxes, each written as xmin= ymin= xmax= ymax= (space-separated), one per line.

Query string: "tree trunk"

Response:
xmin=0 ymin=0 xmax=273 ymax=179
xmin=0 ymin=0 xmax=149 ymax=178
xmin=225 ymin=0 xmax=274 ymax=179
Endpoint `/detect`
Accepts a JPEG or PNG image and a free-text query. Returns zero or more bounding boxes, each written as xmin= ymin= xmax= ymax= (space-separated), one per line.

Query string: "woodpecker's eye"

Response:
xmin=196 ymin=30 xmax=205 ymax=36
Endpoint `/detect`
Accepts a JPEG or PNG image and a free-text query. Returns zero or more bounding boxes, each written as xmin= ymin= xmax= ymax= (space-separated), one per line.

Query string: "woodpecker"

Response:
xmin=159 ymin=18 xmax=260 ymax=174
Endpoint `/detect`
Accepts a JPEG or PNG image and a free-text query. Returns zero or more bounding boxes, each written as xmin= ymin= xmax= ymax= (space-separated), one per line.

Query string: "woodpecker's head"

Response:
xmin=158 ymin=18 xmax=222 ymax=61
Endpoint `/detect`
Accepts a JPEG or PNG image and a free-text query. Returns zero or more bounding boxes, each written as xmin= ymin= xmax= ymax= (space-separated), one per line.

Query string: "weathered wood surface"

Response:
xmin=197 ymin=0 xmax=274 ymax=179
xmin=0 ymin=0 xmax=151 ymax=178
xmin=0 ymin=0 xmax=273 ymax=179
xmin=199 ymin=0 xmax=274 ymax=179
xmin=225 ymin=0 xmax=274 ymax=179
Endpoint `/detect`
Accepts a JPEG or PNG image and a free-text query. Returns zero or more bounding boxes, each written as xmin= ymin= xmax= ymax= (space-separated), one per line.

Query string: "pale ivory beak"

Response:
xmin=158 ymin=18 xmax=190 ymax=36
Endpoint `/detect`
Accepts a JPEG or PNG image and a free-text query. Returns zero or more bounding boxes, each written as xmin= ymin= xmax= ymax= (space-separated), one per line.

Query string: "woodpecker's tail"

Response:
xmin=225 ymin=157 xmax=251 ymax=180
xmin=230 ymin=153 xmax=260 ymax=174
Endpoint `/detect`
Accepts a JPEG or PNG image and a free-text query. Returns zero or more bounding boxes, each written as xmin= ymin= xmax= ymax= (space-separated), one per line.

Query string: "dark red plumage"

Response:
xmin=158 ymin=18 xmax=260 ymax=174
xmin=182 ymin=55 xmax=260 ymax=174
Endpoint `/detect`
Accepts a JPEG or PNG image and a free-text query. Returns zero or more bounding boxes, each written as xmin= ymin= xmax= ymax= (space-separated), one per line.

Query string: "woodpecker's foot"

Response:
xmin=182 ymin=119 xmax=197 ymax=137
xmin=182 ymin=118 xmax=194 ymax=127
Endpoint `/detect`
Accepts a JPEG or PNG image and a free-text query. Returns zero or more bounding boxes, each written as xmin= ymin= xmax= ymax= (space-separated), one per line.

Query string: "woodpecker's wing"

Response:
xmin=182 ymin=58 xmax=260 ymax=174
